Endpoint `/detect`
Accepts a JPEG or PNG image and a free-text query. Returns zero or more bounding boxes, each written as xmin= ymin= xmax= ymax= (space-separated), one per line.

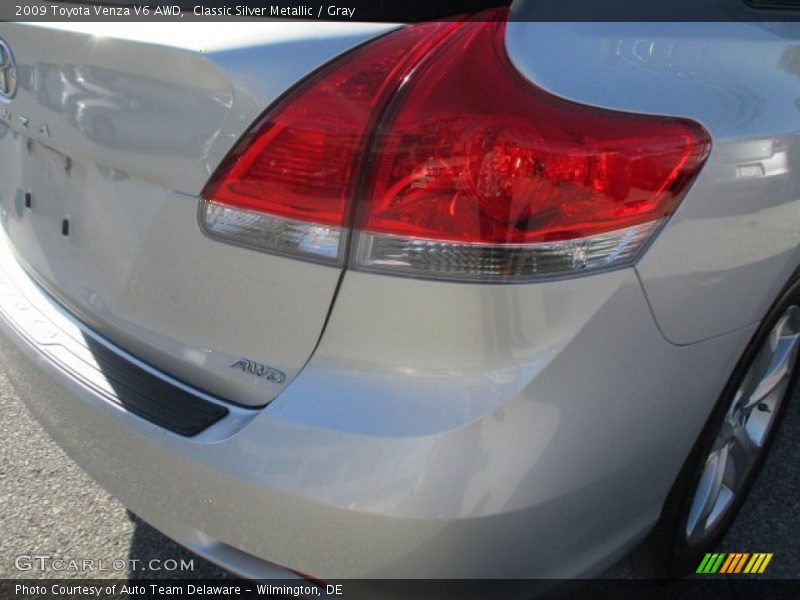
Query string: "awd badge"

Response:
xmin=230 ymin=358 xmax=286 ymax=384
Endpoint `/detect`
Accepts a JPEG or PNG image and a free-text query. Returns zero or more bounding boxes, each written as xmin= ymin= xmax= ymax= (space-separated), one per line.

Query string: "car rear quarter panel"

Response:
xmin=505 ymin=19 xmax=800 ymax=344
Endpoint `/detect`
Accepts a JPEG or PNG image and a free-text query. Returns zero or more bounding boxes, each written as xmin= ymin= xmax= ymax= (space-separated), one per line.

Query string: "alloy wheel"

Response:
xmin=685 ymin=305 xmax=800 ymax=544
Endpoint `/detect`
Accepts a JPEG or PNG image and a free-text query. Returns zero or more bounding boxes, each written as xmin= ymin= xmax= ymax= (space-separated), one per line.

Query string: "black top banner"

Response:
xmin=4 ymin=0 xmax=800 ymax=22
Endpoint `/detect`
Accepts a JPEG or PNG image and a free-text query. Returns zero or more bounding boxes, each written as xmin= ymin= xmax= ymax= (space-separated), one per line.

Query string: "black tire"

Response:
xmin=635 ymin=275 xmax=800 ymax=577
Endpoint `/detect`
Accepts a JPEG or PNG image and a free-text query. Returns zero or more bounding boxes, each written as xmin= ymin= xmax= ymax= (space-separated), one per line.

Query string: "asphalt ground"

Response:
xmin=0 ymin=358 xmax=798 ymax=583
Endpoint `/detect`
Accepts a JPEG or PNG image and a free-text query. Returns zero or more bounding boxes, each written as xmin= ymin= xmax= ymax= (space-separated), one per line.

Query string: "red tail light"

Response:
xmin=200 ymin=19 xmax=461 ymax=263
xmin=202 ymin=9 xmax=710 ymax=280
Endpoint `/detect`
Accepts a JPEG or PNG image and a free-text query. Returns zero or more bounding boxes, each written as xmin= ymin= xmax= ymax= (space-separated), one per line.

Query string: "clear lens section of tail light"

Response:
xmin=355 ymin=221 xmax=661 ymax=282
xmin=199 ymin=201 xmax=343 ymax=262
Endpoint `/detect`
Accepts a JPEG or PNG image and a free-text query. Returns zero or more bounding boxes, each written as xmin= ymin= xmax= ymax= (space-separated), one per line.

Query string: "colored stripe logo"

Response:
xmin=697 ymin=552 xmax=773 ymax=574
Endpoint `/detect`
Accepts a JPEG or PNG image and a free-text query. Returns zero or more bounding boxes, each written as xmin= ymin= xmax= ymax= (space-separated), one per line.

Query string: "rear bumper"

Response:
xmin=0 ymin=232 xmax=755 ymax=579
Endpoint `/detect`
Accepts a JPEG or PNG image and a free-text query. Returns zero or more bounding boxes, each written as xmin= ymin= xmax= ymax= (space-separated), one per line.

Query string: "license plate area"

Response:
xmin=0 ymin=122 xmax=344 ymax=409
xmin=1 ymin=134 xmax=76 ymax=281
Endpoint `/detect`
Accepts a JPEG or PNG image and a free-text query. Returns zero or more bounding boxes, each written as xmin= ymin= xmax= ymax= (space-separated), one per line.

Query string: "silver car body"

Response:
xmin=0 ymin=10 xmax=799 ymax=579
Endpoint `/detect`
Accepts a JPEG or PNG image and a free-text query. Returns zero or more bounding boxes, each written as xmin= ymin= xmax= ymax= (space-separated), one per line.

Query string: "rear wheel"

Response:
xmin=640 ymin=279 xmax=800 ymax=576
